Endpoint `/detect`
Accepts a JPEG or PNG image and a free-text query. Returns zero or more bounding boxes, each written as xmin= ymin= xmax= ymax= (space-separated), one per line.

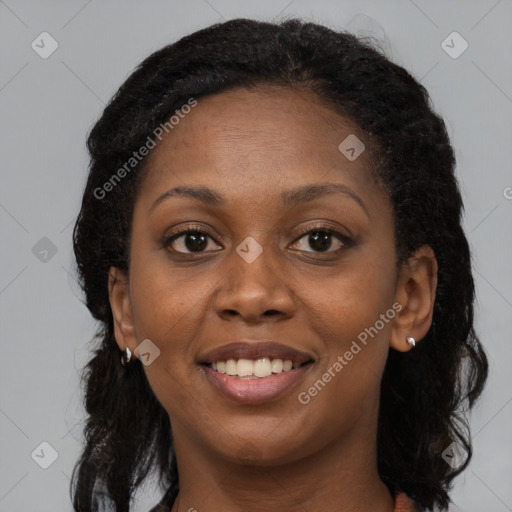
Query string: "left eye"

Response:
xmin=165 ymin=229 xmax=221 ymax=254
xmin=291 ymin=228 xmax=346 ymax=253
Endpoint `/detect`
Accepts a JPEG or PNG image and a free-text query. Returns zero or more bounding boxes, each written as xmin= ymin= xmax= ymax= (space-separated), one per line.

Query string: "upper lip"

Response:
xmin=198 ymin=341 xmax=315 ymax=364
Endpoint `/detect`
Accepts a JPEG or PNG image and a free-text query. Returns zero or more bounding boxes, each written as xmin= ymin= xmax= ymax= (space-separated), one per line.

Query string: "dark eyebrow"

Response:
xmin=150 ymin=183 xmax=369 ymax=218
xmin=150 ymin=185 xmax=223 ymax=212
xmin=282 ymin=182 xmax=369 ymax=218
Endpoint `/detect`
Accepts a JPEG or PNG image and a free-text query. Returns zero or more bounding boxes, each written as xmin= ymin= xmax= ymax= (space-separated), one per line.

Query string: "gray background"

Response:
xmin=1 ymin=1 xmax=511 ymax=511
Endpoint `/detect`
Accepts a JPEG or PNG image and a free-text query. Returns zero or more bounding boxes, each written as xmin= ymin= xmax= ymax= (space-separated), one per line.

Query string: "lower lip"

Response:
xmin=201 ymin=363 xmax=314 ymax=405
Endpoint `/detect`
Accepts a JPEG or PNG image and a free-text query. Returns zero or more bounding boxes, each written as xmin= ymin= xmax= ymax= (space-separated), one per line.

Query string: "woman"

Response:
xmin=71 ymin=18 xmax=488 ymax=512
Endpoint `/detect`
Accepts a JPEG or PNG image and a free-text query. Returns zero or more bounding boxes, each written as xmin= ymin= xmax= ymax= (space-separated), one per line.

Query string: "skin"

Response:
xmin=108 ymin=86 xmax=437 ymax=512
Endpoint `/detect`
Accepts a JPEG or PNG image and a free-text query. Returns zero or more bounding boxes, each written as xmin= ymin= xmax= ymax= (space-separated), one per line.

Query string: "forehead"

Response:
xmin=138 ymin=86 xmax=380 ymax=208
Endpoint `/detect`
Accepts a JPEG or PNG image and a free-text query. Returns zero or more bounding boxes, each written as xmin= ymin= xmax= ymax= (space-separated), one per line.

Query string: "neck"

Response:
xmin=169 ymin=415 xmax=394 ymax=512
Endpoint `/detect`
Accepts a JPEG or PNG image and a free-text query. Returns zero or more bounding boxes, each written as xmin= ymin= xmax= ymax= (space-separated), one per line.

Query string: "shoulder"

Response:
xmin=394 ymin=491 xmax=419 ymax=512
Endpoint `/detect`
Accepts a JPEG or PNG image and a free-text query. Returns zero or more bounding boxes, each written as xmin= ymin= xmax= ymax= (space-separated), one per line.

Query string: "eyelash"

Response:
xmin=162 ymin=223 xmax=352 ymax=255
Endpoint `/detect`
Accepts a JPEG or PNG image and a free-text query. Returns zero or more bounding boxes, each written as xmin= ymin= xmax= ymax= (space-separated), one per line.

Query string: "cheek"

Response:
xmin=129 ymin=251 xmax=206 ymax=339
xmin=296 ymin=244 xmax=397 ymax=401
xmin=295 ymin=268 xmax=396 ymax=433
xmin=303 ymin=250 xmax=397 ymax=344
xmin=127 ymin=262 xmax=208 ymax=415
xmin=126 ymin=255 xmax=214 ymax=402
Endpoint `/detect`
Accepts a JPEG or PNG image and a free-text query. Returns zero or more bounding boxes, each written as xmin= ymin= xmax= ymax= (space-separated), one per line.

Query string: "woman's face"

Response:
xmin=111 ymin=86 xmax=405 ymax=465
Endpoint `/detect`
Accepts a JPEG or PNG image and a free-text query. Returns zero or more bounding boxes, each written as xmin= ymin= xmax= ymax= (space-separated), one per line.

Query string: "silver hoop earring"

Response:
xmin=406 ymin=336 xmax=416 ymax=348
xmin=121 ymin=346 xmax=132 ymax=366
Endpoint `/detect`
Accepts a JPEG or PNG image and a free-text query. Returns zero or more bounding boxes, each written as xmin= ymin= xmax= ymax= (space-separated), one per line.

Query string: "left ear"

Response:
xmin=390 ymin=245 xmax=438 ymax=352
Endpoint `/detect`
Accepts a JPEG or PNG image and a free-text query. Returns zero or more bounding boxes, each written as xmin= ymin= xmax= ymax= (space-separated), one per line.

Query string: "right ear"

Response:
xmin=108 ymin=267 xmax=137 ymax=359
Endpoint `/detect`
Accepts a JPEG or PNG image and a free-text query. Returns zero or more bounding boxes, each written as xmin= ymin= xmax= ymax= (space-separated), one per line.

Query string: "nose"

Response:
xmin=213 ymin=244 xmax=295 ymax=324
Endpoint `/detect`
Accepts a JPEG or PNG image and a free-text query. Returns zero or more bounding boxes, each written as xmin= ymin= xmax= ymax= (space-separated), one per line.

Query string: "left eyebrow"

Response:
xmin=150 ymin=182 xmax=370 ymax=219
xmin=281 ymin=183 xmax=369 ymax=218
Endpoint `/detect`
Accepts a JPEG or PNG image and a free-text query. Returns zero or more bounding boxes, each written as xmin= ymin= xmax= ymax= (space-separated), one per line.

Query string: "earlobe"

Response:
xmin=390 ymin=245 xmax=438 ymax=352
xmin=108 ymin=267 xmax=137 ymax=358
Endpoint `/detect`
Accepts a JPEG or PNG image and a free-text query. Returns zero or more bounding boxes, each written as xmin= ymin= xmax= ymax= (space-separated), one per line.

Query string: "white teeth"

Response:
xmin=271 ymin=358 xmax=283 ymax=373
xmin=225 ymin=358 xmax=238 ymax=376
xmin=237 ymin=358 xmax=253 ymax=376
xmin=254 ymin=357 xmax=272 ymax=377
xmin=210 ymin=357 xmax=304 ymax=378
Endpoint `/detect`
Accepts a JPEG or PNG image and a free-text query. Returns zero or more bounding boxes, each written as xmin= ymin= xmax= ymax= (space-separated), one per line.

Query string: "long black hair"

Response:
xmin=71 ymin=18 xmax=488 ymax=511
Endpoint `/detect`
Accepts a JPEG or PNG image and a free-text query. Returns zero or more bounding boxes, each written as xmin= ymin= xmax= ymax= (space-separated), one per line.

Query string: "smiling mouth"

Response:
xmin=201 ymin=357 xmax=314 ymax=379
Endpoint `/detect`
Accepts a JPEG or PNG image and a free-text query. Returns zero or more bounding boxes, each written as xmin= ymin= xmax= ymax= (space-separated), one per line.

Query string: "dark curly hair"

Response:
xmin=70 ymin=17 xmax=488 ymax=512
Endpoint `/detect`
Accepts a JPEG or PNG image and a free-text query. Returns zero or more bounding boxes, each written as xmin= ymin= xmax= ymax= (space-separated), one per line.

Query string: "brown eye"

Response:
xmin=164 ymin=227 xmax=222 ymax=254
xmin=290 ymin=227 xmax=350 ymax=253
